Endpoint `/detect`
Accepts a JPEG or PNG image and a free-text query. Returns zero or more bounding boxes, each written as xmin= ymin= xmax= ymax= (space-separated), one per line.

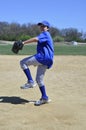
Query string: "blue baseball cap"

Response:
xmin=37 ymin=21 xmax=50 ymax=28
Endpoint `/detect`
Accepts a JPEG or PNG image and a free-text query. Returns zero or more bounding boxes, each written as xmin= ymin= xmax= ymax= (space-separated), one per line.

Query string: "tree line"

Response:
xmin=0 ymin=21 xmax=86 ymax=42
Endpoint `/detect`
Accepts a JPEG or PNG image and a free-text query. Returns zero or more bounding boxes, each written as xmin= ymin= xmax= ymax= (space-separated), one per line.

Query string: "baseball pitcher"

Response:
xmin=12 ymin=20 xmax=54 ymax=106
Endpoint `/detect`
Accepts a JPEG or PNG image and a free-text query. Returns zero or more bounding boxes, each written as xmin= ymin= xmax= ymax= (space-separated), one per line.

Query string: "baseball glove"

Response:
xmin=12 ymin=40 xmax=24 ymax=54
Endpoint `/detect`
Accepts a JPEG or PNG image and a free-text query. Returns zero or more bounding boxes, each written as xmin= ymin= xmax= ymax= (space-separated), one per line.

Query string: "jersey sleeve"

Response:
xmin=37 ymin=32 xmax=48 ymax=43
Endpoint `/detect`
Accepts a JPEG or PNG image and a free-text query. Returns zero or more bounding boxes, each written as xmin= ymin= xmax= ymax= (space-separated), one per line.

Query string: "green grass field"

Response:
xmin=0 ymin=43 xmax=86 ymax=55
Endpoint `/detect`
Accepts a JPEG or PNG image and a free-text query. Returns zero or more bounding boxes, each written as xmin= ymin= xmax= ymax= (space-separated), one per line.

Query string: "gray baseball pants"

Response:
xmin=20 ymin=56 xmax=47 ymax=87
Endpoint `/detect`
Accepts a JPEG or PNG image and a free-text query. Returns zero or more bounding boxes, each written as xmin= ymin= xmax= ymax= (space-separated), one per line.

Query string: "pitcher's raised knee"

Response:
xmin=20 ymin=60 xmax=28 ymax=70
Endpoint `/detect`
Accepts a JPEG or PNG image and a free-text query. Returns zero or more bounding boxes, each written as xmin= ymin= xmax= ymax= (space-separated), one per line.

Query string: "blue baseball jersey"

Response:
xmin=34 ymin=31 xmax=54 ymax=69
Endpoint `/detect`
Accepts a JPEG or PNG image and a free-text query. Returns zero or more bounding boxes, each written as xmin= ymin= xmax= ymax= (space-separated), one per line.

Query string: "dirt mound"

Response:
xmin=0 ymin=55 xmax=86 ymax=130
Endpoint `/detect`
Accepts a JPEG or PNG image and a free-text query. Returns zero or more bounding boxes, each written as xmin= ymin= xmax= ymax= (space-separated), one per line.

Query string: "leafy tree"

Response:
xmin=0 ymin=21 xmax=86 ymax=42
xmin=53 ymin=36 xmax=64 ymax=42
xmin=61 ymin=28 xmax=82 ymax=42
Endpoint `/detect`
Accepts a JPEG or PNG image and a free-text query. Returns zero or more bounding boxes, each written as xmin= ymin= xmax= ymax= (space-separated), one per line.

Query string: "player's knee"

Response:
xmin=20 ymin=60 xmax=28 ymax=70
xmin=20 ymin=60 xmax=23 ymax=68
xmin=36 ymin=78 xmax=44 ymax=87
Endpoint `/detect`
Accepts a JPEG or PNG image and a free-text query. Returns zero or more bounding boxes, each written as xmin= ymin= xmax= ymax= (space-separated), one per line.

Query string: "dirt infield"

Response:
xmin=0 ymin=55 xmax=86 ymax=130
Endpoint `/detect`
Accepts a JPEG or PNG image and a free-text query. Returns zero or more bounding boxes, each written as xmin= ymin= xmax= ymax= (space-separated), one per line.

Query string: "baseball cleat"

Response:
xmin=20 ymin=82 xmax=37 ymax=89
xmin=34 ymin=98 xmax=51 ymax=106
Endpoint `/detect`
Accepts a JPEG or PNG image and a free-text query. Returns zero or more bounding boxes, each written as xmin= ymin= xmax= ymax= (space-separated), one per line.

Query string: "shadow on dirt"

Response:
xmin=0 ymin=96 xmax=33 ymax=104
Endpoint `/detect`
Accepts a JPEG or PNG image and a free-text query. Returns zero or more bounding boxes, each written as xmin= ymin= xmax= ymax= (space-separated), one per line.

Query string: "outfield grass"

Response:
xmin=0 ymin=44 xmax=86 ymax=55
xmin=54 ymin=44 xmax=86 ymax=55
